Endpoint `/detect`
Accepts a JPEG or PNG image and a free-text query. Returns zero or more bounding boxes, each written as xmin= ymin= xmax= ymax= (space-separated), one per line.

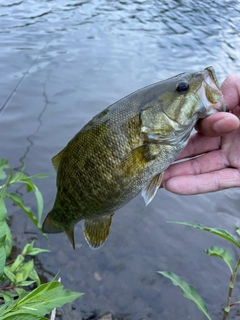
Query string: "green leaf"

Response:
xmin=0 ymin=303 xmax=7 ymax=315
xmin=0 ymin=291 xmax=17 ymax=303
xmin=0 ymin=235 xmax=6 ymax=247
xmin=15 ymin=260 xmax=34 ymax=284
xmin=0 ymin=220 xmax=7 ymax=241
xmin=0 ymin=159 xmax=10 ymax=181
xmin=23 ymin=180 xmax=44 ymax=225
xmin=28 ymin=268 xmax=40 ymax=287
xmin=1 ymin=313 xmax=48 ymax=320
xmin=33 ymin=186 xmax=44 ymax=225
xmin=5 ymin=193 xmax=39 ymax=230
xmin=0 ymin=235 xmax=7 ymax=277
xmin=9 ymin=254 xmax=24 ymax=273
xmin=1 ymin=280 xmax=83 ymax=317
xmin=0 ymin=247 xmax=6 ymax=278
xmin=24 ymin=179 xmax=35 ymax=193
xmin=29 ymin=174 xmax=49 ymax=179
xmin=158 ymin=271 xmax=212 ymax=320
xmin=15 ymin=288 xmax=27 ymax=297
xmin=0 ymin=198 xmax=7 ymax=222
xmin=4 ymin=266 xmax=16 ymax=284
xmin=205 ymin=246 xmax=233 ymax=273
xmin=10 ymin=163 xmax=26 ymax=184
xmin=11 ymin=171 xmax=25 ymax=184
xmin=16 ymin=280 xmax=36 ymax=287
xmin=4 ymin=224 xmax=12 ymax=258
xmin=168 ymin=222 xmax=240 ymax=248
xmin=22 ymin=242 xmax=34 ymax=256
xmin=22 ymin=241 xmax=49 ymax=256
xmin=26 ymin=248 xmax=50 ymax=256
xmin=1 ymin=168 xmax=13 ymax=192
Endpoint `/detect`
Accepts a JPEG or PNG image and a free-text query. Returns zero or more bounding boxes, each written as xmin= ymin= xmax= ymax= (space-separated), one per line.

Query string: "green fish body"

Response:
xmin=42 ymin=67 xmax=227 ymax=249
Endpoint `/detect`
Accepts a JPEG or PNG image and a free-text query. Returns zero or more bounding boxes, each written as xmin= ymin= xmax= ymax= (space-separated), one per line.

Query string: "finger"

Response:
xmin=175 ymin=133 xmax=220 ymax=160
xmin=163 ymin=149 xmax=227 ymax=183
xmin=163 ymin=168 xmax=240 ymax=195
xmin=195 ymin=112 xmax=240 ymax=137
xmin=221 ymin=74 xmax=240 ymax=111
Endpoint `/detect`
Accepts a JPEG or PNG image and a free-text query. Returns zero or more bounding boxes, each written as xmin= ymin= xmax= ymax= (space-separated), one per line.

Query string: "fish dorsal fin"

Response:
xmin=52 ymin=148 xmax=65 ymax=172
xmin=84 ymin=214 xmax=114 ymax=249
xmin=64 ymin=226 xmax=75 ymax=250
xmin=142 ymin=172 xmax=164 ymax=205
xmin=42 ymin=211 xmax=63 ymax=233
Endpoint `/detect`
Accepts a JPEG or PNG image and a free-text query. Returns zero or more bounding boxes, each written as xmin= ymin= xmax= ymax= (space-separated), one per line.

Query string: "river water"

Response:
xmin=1 ymin=0 xmax=240 ymax=319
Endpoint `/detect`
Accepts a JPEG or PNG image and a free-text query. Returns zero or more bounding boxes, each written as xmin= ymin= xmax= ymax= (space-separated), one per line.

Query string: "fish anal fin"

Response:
xmin=64 ymin=227 xmax=75 ymax=250
xmin=142 ymin=172 xmax=164 ymax=205
xmin=84 ymin=214 xmax=114 ymax=249
xmin=52 ymin=148 xmax=65 ymax=172
xmin=42 ymin=211 xmax=63 ymax=234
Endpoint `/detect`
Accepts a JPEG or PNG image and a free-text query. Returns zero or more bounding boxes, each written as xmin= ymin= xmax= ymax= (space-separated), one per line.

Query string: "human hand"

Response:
xmin=162 ymin=74 xmax=240 ymax=195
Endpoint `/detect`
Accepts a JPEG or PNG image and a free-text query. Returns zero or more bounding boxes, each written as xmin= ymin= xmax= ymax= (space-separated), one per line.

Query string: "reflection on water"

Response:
xmin=1 ymin=0 xmax=240 ymax=319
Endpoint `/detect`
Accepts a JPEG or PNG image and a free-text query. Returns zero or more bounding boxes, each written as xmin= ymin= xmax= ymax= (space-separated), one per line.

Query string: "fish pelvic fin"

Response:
xmin=42 ymin=211 xmax=63 ymax=234
xmin=84 ymin=214 xmax=114 ymax=249
xmin=52 ymin=148 xmax=65 ymax=172
xmin=64 ymin=227 xmax=75 ymax=250
xmin=142 ymin=172 xmax=164 ymax=205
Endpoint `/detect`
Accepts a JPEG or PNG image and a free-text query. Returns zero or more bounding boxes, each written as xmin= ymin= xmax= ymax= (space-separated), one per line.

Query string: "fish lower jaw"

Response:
xmin=205 ymin=98 xmax=228 ymax=115
xmin=197 ymin=82 xmax=227 ymax=117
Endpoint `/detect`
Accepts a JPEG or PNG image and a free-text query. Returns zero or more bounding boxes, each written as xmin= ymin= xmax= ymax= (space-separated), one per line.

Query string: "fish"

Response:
xmin=42 ymin=66 xmax=227 ymax=249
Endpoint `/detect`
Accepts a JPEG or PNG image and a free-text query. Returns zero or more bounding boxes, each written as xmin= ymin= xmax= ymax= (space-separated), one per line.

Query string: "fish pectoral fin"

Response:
xmin=52 ymin=148 xmax=65 ymax=172
xmin=142 ymin=172 xmax=164 ymax=205
xmin=84 ymin=214 xmax=114 ymax=249
xmin=117 ymin=144 xmax=154 ymax=177
xmin=64 ymin=226 xmax=75 ymax=250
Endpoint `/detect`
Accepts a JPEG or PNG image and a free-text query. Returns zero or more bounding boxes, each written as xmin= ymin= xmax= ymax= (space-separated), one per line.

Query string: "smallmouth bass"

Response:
xmin=42 ymin=67 xmax=227 ymax=249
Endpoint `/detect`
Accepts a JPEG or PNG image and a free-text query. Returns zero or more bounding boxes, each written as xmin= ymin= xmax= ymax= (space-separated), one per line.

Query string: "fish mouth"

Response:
xmin=197 ymin=67 xmax=228 ymax=117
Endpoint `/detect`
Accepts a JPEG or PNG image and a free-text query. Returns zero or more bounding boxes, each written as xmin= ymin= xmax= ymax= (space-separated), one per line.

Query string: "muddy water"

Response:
xmin=1 ymin=0 xmax=240 ymax=319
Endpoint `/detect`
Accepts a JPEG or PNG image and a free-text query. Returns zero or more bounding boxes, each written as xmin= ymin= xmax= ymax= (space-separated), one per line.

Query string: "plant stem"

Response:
xmin=0 ymin=285 xmax=15 ymax=291
xmin=222 ymin=259 xmax=240 ymax=320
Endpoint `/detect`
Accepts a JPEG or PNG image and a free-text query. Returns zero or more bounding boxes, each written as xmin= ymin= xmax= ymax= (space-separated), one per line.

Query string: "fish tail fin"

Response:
xmin=42 ymin=210 xmax=63 ymax=234
xmin=84 ymin=214 xmax=114 ymax=249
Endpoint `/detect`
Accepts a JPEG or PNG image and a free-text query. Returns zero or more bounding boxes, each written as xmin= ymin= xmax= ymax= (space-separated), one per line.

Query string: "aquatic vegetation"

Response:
xmin=0 ymin=159 xmax=83 ymax=319
xmin=159 ymin=222 xmax=240 ymax=320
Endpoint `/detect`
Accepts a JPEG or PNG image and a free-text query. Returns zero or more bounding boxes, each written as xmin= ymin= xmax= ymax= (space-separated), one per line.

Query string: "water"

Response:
xmin=1 ymin=0 xmax=240 ymax=319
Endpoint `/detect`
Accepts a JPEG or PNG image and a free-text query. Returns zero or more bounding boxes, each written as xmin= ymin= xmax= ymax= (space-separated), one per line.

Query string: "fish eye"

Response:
xmin=176 ymin=81 xmax=189 ymax=93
